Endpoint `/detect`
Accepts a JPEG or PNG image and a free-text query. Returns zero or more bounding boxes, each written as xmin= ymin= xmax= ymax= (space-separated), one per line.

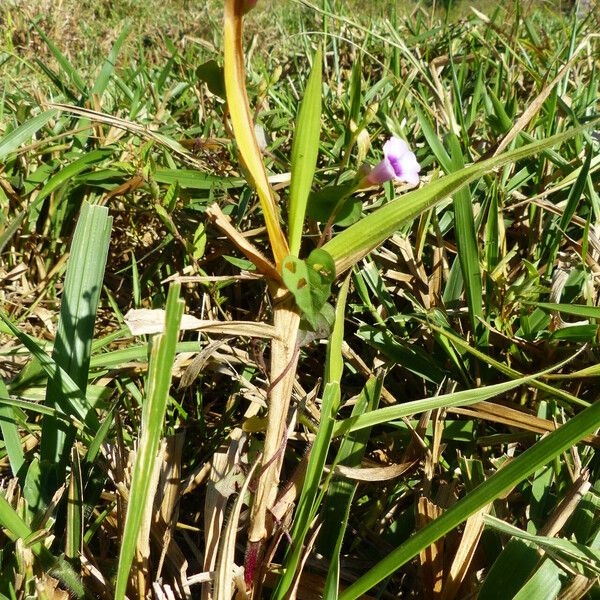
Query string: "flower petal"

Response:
xmin=383 ymin=137 xmax=409 ymax=159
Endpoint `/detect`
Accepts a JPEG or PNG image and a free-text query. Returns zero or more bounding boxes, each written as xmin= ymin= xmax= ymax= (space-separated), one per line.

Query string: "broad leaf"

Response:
xmin=281 ymin=248 xmax=336 ymax=328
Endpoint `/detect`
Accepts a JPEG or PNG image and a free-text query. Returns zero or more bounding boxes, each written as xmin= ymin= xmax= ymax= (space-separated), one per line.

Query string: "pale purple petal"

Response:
xmin=363 ymin=136 xmax=421 ymax=186
xmin=394 ymin=150 xmax=421 ymax=183
xmin=364 ymin=158 xmax=397 ymax=185
xmin=383 ymin=137 xmax=409 ymax=163
xmin=358 ymin=136 xmax=421 ymax=188
xmin=403 ymin=165 xmax=421 ymax=185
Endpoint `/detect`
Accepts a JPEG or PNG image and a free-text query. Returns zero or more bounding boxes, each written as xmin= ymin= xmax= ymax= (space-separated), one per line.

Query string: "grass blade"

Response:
xmin=0 ymin=494 xmax=84 ymax=597
xmin=40 ymin=202 xmax=112 ymax=480
xmin=542 ymin=146 xmax=593 ymax=275
xmin=478 ymin=539 xmax=541 ymax=600
xmin=114 ymin=283 xmax=184 ymax=600
xmin=65 ymin=447 xmax=83 ymax=564
xmin=533 ymin=302 xmax=600 ymax=320
xmin=0 ymin=378 xmax=25 ymax=478
xmin=333 ymin=369 xmax=549 ymax=438
xmin=447 ymin=133 xmax=485 ymax=339
xmin=0 ymin=109 xmax=58 ymax=162
xmin=273 ymin=382 xmax=340 ymax=599
xmin=338 ymin=391 xmax=600 ymax=599
xmin=90 ymin=23 xmax=132 ymax=99
xmin=33 ymin=24 xmax=86 ymax=95
xmin=323 ymin=119 xmax=598 ymax=274
xmin=320 ymin=374 xmax=383 ymax=598
xmin=288 ymin=47 xmax=322 ymax=257
xmin=0 ymin=314 xmax=96 ymax=425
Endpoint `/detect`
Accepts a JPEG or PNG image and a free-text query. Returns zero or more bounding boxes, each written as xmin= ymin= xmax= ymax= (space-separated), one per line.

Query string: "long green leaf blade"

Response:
xmin=0 ymin=378 xmax=25 ymax=478
xmin=323 ymin=120 xmax=598 ymax=274
xmin=114 ymin=283 xmax=184 ymax=600
xmin=0 ymin=109 xmax=58 ymax=162
xmin=447 ymin=133 xmax=485 ymax=339
xmin=338 ymin=390 xmax=600 ymax=599
xmin=333 ymin=370 xmax=544 ymax=437
xmin=40 ymin=202 xmax=112 ymax=479
xmin=288 ymin=48 xmax=322 ymax=256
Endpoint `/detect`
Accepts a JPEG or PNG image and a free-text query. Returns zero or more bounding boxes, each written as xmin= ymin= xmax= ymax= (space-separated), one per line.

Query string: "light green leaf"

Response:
xmin=40 ymin=202 xmax=112 ymax=480
xmin=282 ymin=248 xmax=336 ymax=328
xmin=484 ymin=515 xmax=600 ymax=577
xmin=323 ymin=120 xmax=598 ymax=274
xmin=114 ymin=283 xmax=184 ymax=600
xmin=0 ymin=109 xmax=58 ymax=162
xmin=0 ymin=378 xmax=25 ymax=478
xmin=288 ymin=47 xmax=323 ymax=256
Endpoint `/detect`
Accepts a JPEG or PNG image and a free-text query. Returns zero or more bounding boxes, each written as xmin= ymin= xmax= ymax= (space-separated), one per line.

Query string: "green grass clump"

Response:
xmin=1 ymin=0 xmax=600 ymax=598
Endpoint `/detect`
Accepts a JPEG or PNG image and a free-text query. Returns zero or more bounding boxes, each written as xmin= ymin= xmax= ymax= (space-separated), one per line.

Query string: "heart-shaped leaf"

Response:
xmin=282 ymin=248 xmax=336 ymax=327
xmin=196 ymin=60 xmax=226 ymax=99
xmin=306 ymin=182 xmax=361 ymax=227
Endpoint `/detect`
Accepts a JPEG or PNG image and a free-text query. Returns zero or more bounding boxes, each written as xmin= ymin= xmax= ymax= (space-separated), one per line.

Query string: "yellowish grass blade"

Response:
xmin=223 ymin=0 xmax=289 ymax=267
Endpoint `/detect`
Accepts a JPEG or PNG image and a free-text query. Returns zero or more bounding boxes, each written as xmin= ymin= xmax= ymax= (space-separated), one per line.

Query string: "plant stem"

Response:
xmin=248 ymin=286 xmax=300 ymax=542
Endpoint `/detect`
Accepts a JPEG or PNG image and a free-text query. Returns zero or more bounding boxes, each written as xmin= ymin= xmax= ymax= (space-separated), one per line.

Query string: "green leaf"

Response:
xmin=153 ymin=168 xmax=244 ymax=189
xmin=479 ymin=539 xmax=541 ymax=600
xmin=33 ymin=24 xmax=86 ymax=95
xmin=196 ymin=59 xmax=226 ymax=99
xmin=512 ymin=559 xmax=563 ymax=600
xmin=320 ymin=374 xmax=383 ymax=597
xmin=288 ymin=47 xmax=323 ymax=256
xmin=0 ymin=493 xmax=84 ymax=596
xmin=297 ymin=302 xmax=336 ymax=347
xmin=484 ymin=515 xmax=600 ymax=577
xmin=0 ymin=314 xmax=95 ymax=426
xmin=323 ymin=119 xmax=599 ymax=275
xmin=90 ymin=22 xmax=132 ymax=98
xmin=0 ymin=109 xmax=58 ymax=162
xmin=338 ymin=384 xmax=600 ymax=599
xmin=281 ymin=248 xmax=336 ymax=328
xmin=333 ymin=370 xmax=544 ymax=438
xmin=447 ymin=133 xmax=485 ymax=339
xmin=542 ymin=146 xmax=593 ymax=275
xmin=114 ymin=283 xmax=184 ymax=600
xmin=415 ymin=106 xmax=452 ymax=172
xmin=274 ymin=382 xmax=340 ymax=599
xmin=29 ymin=149 xmax=113 ymax=223
xmin=324 ymin=276 xmax=350 ymax=386
xmin=1 ymin=149 xmax=112 ymax=252
xmin=533 ymin=302 xmax=600 ymax=320
xmin=65 ymin=447 xmax=83 ymax=563
xmin=74 ymin=22 xmax=131 ymax=147
xmin=425 ymin=319 xmax=588 ymax=407
xmin=306 ymin=182 xmax=362 ymax=227
xmin=0 ymin=378 xmax=25 ymax=478
xmin=40 ymin=202 xmax=112 ymax=483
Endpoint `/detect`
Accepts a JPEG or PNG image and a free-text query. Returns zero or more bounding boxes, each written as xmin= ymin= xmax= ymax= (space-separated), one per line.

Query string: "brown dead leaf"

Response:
xmin=417 ymin=497 xmax=444 ymax=599
xmin=450 ymin=401 xmax=600 ymax=447
xmin=124 ymin=308 xmax=280 ymax=339
xmin=441 ymin=505 xmax=491 ymax=600
xmin=205 ymin=203 xmax=282 ymax=282
xmin=332 ymin=460 xmax=417 ymax=482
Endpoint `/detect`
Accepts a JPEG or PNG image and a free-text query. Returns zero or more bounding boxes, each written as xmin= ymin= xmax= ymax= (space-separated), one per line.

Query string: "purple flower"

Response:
xmin=364 ymin=137 xmax=420 ymax=186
